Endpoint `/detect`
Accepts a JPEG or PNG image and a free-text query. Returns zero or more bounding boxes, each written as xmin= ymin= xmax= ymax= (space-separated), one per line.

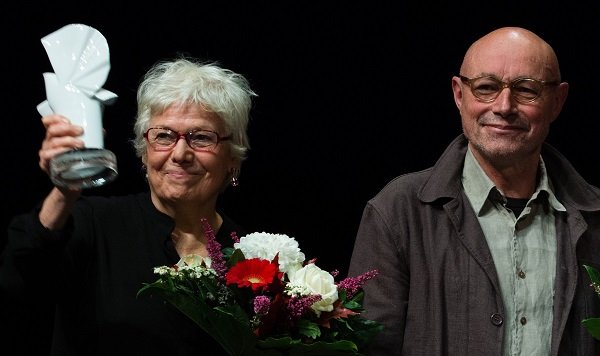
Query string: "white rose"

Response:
xmin=288 ymin=263 xmax=338 ymax=316
xmin=234 ymin=232 xmax=305 ymax=275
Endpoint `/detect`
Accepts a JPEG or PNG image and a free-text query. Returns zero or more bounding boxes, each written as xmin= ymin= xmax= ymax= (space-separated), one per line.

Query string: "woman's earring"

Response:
xmin=230 ymin=168 xmax=240 ymax=187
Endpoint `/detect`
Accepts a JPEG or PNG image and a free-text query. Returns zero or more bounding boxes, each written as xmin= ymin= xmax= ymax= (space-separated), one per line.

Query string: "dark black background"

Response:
xmin=2 ymin=1 xmax=600 ymax=354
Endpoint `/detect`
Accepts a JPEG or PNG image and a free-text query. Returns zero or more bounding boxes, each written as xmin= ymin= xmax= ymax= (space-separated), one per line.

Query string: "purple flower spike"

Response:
xmin=201 ymin=218 xmax=227 ymax=278
xmin=287 ymin=294 xmax=322 ymax=319
xmin=337 ymin=269 xmax=379 ymax=299
xmin=230 ymin=231 xmax=240 ymax=244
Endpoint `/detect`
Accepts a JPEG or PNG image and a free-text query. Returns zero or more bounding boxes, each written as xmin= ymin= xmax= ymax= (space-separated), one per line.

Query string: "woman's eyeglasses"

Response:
xmin=144 ymin=127 xmax=231 ymax=152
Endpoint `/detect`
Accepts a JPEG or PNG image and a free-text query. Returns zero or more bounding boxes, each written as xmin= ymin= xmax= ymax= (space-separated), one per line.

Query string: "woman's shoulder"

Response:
xmin=79 ymin=191 xmax=150 ymax=207
xmin=217 ymin=214 xmax=247 ymax=243
xmin=75 ymin=191 xmax=156 ymax=220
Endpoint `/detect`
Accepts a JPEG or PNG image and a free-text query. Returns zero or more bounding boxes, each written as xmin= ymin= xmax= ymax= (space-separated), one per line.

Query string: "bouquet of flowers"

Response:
xmin=138 ymin=219 xmax=383 ymax=355
xmin=582 ymin=264 xmax=600 ymax=341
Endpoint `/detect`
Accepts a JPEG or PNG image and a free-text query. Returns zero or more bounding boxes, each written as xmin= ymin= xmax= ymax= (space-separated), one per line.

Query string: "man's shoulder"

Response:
xmin=369 ymin=167 xmax=434 ymax=206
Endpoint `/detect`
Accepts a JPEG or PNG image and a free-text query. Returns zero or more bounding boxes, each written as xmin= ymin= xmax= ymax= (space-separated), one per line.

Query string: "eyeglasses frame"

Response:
xmin=458 ymin=74 xmax=560 ymax=103
xmin=143 ymin=127 xmax=232 ymax=152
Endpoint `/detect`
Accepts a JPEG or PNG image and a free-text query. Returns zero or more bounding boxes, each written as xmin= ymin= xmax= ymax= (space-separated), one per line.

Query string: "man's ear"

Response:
xmin=550 ymin=82 xmax=569 ymax=123
xmin=451 ymin=76 xmax=465 ymax=112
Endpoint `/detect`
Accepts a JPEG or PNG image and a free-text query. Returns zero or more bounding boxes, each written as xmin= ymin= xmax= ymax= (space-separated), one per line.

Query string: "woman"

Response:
xmin=1 ymin=58 xmax=257 ymax=355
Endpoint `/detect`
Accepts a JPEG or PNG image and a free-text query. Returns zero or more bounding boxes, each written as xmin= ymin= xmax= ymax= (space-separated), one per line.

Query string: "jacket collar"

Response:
xmin=418 ymin=134 xmax=600 ymax=213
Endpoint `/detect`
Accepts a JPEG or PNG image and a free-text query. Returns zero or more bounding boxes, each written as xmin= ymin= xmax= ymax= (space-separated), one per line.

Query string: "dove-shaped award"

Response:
xmin=37 ymin=23 xmax=118 ymax=189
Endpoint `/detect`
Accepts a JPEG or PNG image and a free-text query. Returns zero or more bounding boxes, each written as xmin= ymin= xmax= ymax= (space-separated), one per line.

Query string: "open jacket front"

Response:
xmin=349 ymin=134 xmax=600 ymax=356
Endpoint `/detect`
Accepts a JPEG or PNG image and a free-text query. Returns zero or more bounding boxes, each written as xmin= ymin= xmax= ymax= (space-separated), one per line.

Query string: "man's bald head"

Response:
xmin=460 ymin=27 xmax=561 ymax=81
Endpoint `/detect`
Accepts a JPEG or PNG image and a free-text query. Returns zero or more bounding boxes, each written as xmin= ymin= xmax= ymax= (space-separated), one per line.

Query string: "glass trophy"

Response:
xmin=37 ymin=24 xmax=119 ymax=189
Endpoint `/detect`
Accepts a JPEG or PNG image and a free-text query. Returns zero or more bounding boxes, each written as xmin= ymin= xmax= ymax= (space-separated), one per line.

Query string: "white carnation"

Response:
xmin=234 ymin=232 xmax=305 ymax=275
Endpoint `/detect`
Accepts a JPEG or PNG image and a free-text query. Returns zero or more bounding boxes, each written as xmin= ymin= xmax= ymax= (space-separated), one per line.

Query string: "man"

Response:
xmin=348 ymin=27 xmax=600 ymax=355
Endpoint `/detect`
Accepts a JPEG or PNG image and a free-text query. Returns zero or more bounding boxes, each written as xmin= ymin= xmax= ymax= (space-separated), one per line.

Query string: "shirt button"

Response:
xmin=520 ymin=317 xmax=527 ymax=325
xmin=490 ymin=313 xmax=503 ymax=326
xmin=518 ymin=270 xmax=526 ymax=279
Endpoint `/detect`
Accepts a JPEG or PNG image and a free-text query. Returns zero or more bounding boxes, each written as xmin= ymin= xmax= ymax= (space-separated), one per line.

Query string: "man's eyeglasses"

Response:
xmin=459 ymin=75 xmax=559 ymax=104
xmin=144 ymin=127 xmax=231 ymax=152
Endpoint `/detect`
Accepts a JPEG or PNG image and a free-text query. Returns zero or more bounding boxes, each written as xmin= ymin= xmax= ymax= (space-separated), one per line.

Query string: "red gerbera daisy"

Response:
xmin=225 ymin=258 xmax=279 ymax=292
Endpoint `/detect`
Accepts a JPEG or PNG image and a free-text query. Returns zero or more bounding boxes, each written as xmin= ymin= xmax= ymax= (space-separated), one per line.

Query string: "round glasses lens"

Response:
xmin=150 ymin=129 xmax=177 ymax=147
xmin=470 ymin=77 xmax=502 ymax=101
xmin=189 ymin=131 xmax=218 ymax=148
xmin=511 ymin=79 xmax=542 ymax=101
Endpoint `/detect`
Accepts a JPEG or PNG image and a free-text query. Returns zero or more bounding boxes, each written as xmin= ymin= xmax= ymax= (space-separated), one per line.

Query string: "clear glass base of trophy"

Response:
xmin=50 ymin=148 xmax=118 ymax=189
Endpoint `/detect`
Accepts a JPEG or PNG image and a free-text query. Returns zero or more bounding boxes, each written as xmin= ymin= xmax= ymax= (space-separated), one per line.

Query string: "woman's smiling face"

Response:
xmin=143 ymin=103 xmax=238 ymax=208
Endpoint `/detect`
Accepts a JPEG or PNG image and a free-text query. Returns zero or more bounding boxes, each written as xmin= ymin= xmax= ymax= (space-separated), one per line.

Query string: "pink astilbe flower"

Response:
xmin=253 ymin=295 xmax=271 ymax=316
xmin=337 ymin=269 xmax=379 ymax=299
xmin=230 ymin=231 xmax=240 ymax=244
xmin=287 ymin=294 xmax=322 ymax=319
xmin=201 ymin=218 xmax=227 ymax=278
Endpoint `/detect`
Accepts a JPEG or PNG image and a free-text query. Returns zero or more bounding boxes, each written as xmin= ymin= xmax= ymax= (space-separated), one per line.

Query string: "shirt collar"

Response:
xmin=462 ymin=147 xmax=565 ymax=215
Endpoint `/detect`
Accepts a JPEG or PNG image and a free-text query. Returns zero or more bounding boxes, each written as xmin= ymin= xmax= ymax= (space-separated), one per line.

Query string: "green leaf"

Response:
xmin=222 ymin=246 xmax=235 ymax=257
xmin=296 ymin=318 xmax=321 ymax=339
xmin=582 ymin=317 xmax=600 ymax=341
xmin=582 ymin=264 xmax=600 ymax=341
xmin=228 ymin=248 xmax=247 ymax=267
xmin=137 ymin=279 xmax=171 ymax=298
xmin=583 ymin=264 xmax=600 ymax=287
xmin=140 ymin=284 xmax=257 ymax=355
xmin=346 ymin=318 xmax=384 ymax=349
xmin=343 ymin=300 xmax=362 ymax=310
xmin=257 ymin=336 xmax=361 ymax=355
